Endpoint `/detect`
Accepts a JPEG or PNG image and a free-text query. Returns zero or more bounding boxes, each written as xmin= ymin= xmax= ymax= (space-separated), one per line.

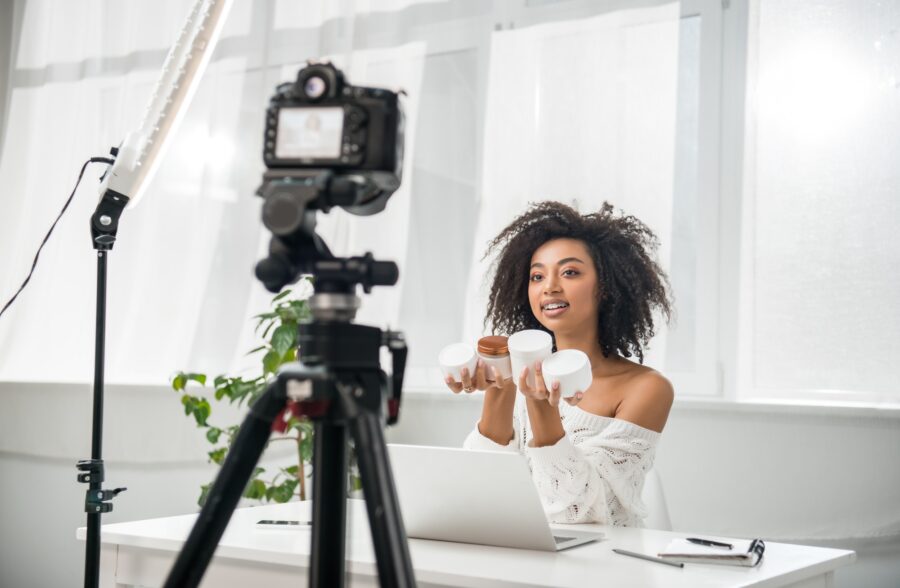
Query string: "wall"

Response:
xmin=1 ymin=381 xmax=898 ymax=587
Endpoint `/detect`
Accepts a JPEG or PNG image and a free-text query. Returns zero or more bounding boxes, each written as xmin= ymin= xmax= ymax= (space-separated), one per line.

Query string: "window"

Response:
xmin=2 ymin=0 xmax=710 ymax=395
xmin=740 ymin=0 xmax=900 ymax=403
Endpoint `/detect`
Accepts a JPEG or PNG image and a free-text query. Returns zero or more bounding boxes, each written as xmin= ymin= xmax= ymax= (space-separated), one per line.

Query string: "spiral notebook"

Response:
xmin=657 ymin=538 xmax=766 ymax=567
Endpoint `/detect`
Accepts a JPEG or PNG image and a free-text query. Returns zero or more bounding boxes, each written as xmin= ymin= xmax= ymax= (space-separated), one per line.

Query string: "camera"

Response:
xmin=259 ymin=62 xmax=404 ymax=217
xmin=255 ymin=62 xmax=405 ymax=293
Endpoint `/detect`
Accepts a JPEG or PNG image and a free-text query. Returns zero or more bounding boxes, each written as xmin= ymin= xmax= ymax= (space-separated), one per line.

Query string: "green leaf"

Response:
xmin=283 ymin=465 xmax=299 ymax=476
xmin=271 ymin=478 xmax=298 ymax=503
xmin=300 ymin=436 xmax=313 ymax=463
xmin=272 ymin=289 xmax=292 ymax=302
xmin=214 ymin=384 xmax=228 ymax=401
xmin=245 ymin=345 xmax=267 ymax=356
xmin=208 ymin=447 xmax=227 ymax=465
xmin=276 ymin=304 xmax=299 ymax=323
xmin=350 ymin=474 xmax=363 ymax=492
xmin=172 ymin=373 xmax=187 ymax=391
xmin=181 ymin=395 xmax=194 ymax=415
xmin=272 ymin=322 xmax=297 ymax=356
xmin=271 ymin=324 xmax=296 ymax=357
xmin=206 ymin=427 xmax=221 ymax=444
xmin=192 ymin=398 xmax=211 ymax=427
xmin=243 ymin=479 xmax=267 ymax=500
xmin=252 ymin=466 xmax=266 ymax=478
xmin=213 ymin=375 xmax=227 ymax=387
xmin=187 ymin=373 xmax=207 ymax=386
xmin=261 ymin=321 xmax=277 ymax=340
xmin=198 ymin=483 xmax=212 ymax=507
xmin=262 ymin=350 xmax=281 ymax=375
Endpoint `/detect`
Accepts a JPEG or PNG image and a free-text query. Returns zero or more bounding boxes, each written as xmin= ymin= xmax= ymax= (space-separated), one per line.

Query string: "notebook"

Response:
xmin=658 ymin=538 xmax=766 ymax=567
xmin=387 ymin=443 xmax=603 ymax=552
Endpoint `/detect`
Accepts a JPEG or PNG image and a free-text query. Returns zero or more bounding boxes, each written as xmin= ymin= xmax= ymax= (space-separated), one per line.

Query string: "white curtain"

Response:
xmin=461 ymin=6 xmax=680 ymax=366
xmin=0 ymin=0 xmax=426 ymax=384
xmin=0 ymin=0 xmax=682 ymax=389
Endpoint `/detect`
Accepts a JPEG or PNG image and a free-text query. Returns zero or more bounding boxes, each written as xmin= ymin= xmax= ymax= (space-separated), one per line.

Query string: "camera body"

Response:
xmin=255 ymin=61 xmax=406 ymax=292
xmin=262 ymin=62 xmax=404 ymax=199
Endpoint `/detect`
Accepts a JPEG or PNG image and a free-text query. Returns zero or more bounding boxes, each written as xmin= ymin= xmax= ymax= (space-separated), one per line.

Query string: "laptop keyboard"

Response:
xmin=553 ymin=536 xmax=576 ymax=544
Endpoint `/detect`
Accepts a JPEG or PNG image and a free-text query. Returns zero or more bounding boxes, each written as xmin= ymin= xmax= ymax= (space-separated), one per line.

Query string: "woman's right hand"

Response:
xmin=445 ymin=359 xmax=514 ymax=395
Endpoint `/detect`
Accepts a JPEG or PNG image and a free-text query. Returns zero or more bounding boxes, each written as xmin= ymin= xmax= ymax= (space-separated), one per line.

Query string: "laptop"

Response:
xmin=386 ymin=443 xmax=603 ymax=551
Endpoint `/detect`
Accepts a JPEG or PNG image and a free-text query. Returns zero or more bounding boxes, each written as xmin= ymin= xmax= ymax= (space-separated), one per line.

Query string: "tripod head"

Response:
xmin=254 ymin=170 xmax=399 ymax=301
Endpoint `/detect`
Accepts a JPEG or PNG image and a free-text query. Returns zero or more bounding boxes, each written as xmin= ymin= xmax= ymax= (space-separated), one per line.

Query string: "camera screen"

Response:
xmin=275 ymin=107 xmax=344 ymax=159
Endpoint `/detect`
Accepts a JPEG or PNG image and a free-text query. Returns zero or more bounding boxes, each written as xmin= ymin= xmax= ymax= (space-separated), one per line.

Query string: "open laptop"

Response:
xmin=386 ymin=443 xmax=603 ymax=552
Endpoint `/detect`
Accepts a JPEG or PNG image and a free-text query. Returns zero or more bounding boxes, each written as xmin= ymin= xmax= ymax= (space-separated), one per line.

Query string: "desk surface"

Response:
xmin=80 ymin=499 xmax=856 ymax=588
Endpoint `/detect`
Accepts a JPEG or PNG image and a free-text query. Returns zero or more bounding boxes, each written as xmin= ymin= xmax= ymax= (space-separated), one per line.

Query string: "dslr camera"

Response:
xmin=260 ymin=61 xmax=404 ymax=216
xmin=255 ymin=62 xmax=406 ymax=293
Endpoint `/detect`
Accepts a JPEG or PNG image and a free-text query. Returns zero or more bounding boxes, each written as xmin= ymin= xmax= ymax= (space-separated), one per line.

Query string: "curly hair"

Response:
xmin=484 ymin=201 xmax=673 ymax=363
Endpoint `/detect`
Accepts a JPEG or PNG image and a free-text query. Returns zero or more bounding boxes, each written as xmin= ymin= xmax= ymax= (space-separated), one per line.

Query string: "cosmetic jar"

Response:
xmin=477 ymin=336 xmax=512 ymax=381
xmin=542 ymin=349 xmax=592 ymax=398
xmin=507 ymin=329 xmax=553 ymax=389
xmin=438 ymin=342 xmax=478 ymax=383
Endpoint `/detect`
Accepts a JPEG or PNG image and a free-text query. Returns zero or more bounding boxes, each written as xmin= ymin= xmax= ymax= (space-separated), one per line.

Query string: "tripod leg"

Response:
xmin=349 ymin=410 xmax=417 ymax=588
xmin=309 ymin=418 xmax=349 ymax=588
xmin=163 ymin=379 xmax=287 ymax=588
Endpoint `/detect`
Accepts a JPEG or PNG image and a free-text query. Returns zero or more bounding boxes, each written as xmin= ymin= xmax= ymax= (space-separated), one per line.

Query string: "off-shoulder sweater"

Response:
xmin=463 ymin=394 xmax=660 ymax=527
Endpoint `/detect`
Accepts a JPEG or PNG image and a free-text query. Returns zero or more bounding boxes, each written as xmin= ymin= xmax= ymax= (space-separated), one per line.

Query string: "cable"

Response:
xmin=0 ymin=157 xmax=115 ymax=320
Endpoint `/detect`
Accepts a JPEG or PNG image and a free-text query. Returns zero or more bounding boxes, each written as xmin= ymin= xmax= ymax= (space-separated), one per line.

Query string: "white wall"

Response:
xmin=1 ymin=382 xmax=898 ymax=587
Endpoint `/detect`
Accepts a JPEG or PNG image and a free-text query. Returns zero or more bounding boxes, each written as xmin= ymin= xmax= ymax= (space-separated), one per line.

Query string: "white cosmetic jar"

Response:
xmin=438 ymin=343 xmax=477 ymax=383
xmin=541 ymin=349 xmax=592 ymax=398
xmin=507 ymin=330 xmax=553 ymax=388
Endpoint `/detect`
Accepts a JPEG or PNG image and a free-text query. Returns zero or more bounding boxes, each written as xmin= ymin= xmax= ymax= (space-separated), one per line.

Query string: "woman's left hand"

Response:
xmin=518 ymin=360 xmax=584 ymax=408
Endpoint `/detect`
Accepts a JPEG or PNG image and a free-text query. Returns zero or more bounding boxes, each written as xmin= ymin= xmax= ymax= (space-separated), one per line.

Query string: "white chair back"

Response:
xmin=641 ymin=468 xmax=672 ymax=531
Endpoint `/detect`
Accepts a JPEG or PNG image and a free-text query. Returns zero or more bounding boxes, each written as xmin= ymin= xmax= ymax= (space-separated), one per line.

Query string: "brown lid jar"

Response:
xmin=477 ymin=335 xmax=509 ymax=356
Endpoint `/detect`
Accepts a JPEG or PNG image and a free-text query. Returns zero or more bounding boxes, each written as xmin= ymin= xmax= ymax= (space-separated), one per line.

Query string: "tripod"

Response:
xmin=163 ymin=262 xmax=417 ymax=587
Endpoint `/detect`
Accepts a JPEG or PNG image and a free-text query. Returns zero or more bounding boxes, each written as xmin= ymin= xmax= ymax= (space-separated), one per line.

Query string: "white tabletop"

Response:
xmin=80 ymin=499 xmax=856 ymax=588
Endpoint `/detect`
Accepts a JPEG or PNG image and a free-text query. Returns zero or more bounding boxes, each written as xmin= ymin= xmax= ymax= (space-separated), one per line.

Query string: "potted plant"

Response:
xmin=170 ymin=278 xmax=361 ymax=506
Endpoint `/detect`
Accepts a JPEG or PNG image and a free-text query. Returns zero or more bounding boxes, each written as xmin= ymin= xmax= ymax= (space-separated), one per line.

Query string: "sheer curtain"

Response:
xmin=0 ymin=0 xmax=264 ymax=383
xmin=460 ymin=7 xmax=680 ymax=363
xmin=741 ymin=0 xmax=900 ymax=403
xmin=0 ymin=0 xmax=687 ymax=392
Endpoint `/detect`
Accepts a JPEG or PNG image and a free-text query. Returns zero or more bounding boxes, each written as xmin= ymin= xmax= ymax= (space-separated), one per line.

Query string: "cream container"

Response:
xmin=438 ymin=342 xmax=478 ymax=383
xmin=541 ymin=349 xmax=592 ymax=398
xmin=477 ymin=336 xmax=512 ymax=381
xmin=507 ymin=329 xmax=553 ymax=389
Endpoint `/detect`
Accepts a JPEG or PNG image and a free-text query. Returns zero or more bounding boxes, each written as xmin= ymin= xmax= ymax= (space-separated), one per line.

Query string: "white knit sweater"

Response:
xmin=463 ymin=394 xmax=660 ymax=527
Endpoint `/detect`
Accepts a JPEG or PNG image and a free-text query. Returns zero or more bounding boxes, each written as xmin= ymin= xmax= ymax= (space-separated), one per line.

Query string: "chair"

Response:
xmin=641 ymin=468 xmax=672 ymax=531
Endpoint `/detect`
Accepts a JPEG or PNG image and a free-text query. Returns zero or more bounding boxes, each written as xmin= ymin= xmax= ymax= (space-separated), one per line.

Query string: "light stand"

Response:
xmin=76 ymin=187 xmax=130 ymax=588
xmin=64 ymin=2 xmax=232 ymax=584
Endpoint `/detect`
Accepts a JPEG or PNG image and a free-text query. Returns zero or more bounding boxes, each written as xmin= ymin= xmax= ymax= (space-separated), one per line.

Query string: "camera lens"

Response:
xmin=304 ymin=76 xmax=327 ymax=99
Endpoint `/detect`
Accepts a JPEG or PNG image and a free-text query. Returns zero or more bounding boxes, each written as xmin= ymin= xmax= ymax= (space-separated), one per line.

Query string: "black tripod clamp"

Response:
xmin=90 ymin=188 xmax=129 ymax=251
xmin=76 ymin=459 xmax=127 ymax=514
xmin=384 ymin=329 xmax=407 ymax=426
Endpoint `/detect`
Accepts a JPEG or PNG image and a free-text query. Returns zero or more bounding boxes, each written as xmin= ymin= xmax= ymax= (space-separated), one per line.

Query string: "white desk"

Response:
xmin=78 ymin=499 xmax=855 ymax=588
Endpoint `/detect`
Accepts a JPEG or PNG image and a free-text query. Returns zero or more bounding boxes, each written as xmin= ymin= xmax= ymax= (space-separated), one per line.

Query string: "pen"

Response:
xmin=686 ymin=537 xmax=733 ymax=549
xmin=612 ymin=548 xmax=684 ymax=568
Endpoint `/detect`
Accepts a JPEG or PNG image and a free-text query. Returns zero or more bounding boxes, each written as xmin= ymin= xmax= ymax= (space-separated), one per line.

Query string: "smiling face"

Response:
xmin=528 ymin=238 xmax=600 ymax=337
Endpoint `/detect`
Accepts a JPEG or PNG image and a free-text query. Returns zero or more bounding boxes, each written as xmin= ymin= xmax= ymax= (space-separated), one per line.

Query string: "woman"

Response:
xmin=445 ymin=201 xmax=674 ymax=527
